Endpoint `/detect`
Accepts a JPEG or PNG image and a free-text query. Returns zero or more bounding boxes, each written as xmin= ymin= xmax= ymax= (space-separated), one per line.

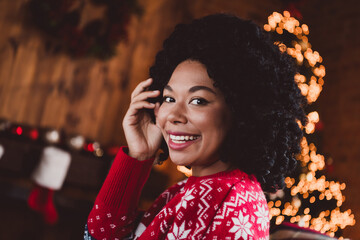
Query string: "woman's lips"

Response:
xmin=167 ymin=131 xmax=201 ymax=150
xmin=168 ymin=137 xmax=201 ymax=150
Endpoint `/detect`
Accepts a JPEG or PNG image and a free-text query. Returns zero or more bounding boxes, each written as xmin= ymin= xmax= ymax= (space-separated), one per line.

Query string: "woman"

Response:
xmin=85 ymin=13 xmax=307 ymax=239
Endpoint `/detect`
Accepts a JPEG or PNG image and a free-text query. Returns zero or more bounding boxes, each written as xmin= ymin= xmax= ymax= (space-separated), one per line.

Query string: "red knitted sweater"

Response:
xmin=87 ymin=147 xmax=270 ymax=239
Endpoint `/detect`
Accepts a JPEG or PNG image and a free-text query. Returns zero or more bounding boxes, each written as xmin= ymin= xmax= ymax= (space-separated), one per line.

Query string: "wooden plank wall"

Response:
xmin=0 ymin=0 xmax=281 ymax=145
xmin=0 ymin=0 xmax=189 ymax=145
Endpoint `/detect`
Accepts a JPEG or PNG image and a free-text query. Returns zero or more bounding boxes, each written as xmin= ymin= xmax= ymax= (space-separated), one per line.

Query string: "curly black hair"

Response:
xmin=148 ymin=13 xmax=308 ymax=193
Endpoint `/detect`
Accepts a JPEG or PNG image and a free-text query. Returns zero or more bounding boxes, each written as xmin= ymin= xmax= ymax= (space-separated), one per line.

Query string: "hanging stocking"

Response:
xmin=28 ymin=146 xmax=71 ymax=225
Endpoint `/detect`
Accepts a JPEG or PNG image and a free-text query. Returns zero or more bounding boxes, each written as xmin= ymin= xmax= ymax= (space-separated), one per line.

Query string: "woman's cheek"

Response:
xmin=155 ymin=105 xmax=166 ymax=128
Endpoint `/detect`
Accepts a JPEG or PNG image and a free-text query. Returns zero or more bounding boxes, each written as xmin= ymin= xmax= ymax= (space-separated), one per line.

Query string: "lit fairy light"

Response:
xmin=45 ymin=129 xmax=60 ymax=143
xmin=264 ymin=11 xmax=355 ymax=237
xmin=268 ymin=136 xmax=356 ymax=234
xmin=304 ymin=111 xmax=320 ymax=134
xmin=69 ymin=135 xmax=85 ymax=150
xmin=264 ymin=11 xmax=324 ymax=104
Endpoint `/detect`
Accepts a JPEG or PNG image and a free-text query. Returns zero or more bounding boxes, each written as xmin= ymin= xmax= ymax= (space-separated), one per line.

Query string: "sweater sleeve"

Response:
xmin=87 ymin=147 xmax=155 ymax=239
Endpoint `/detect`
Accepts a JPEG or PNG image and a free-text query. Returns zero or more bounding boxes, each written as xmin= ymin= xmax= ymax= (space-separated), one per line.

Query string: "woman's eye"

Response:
xmin=162 ymin=96 xmax=175 ymax=103
xmin=190 ymin=98 xmax=209 ymax=105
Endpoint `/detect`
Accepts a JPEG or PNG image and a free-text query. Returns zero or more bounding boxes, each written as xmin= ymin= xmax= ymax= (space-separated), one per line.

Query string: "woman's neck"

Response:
xmin=191 ymin=159 xmax=234 ymax=177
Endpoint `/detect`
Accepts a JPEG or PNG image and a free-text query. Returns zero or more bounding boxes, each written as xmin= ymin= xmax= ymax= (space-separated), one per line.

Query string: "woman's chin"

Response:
xmin=168 ymin=153 xmax=194 ymax=167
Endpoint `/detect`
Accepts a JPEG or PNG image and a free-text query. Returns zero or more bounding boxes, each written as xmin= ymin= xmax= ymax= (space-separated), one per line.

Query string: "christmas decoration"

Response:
xmin=45 ymin=129 xmax=61 ymax=144
xmin=28 ymin=146 xmax=71 ymax=224
xmin=0 ymin=119 xmax=117 ymax=208
xmin=26 ymin=0 xmax=142 ymax=60
xmin=28 ymin=184 xmax=58 ymax=224
xmin=0 ymin=120 xmax=112 ymax=159
xmin=263 ymin=11 xmax=355 ymax=238
xmin=68 ymin=135 xmax=85 ymax=150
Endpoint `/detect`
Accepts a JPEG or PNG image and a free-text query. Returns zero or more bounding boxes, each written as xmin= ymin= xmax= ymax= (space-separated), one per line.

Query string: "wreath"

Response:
xmin=27 ymin=0 xmax=142 ymax=60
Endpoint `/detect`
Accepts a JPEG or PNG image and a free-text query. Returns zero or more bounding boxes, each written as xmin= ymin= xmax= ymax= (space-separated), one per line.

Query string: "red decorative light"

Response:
xmin=16 ymin=127 xmax=23 ymax=135
xmin=29 ymin=129 xmax=39 ymax=140
xmin=86 ymin=143 xmax=94 ymax=152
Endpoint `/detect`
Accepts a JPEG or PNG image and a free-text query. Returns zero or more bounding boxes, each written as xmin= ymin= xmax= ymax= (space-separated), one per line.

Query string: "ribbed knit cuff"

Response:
xmin=95 ymin=146 xmax=154 ymax=214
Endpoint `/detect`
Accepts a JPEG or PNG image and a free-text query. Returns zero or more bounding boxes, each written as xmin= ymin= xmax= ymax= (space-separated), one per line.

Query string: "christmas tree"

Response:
xmin=263 ymin=11 xmax=355 ymax=238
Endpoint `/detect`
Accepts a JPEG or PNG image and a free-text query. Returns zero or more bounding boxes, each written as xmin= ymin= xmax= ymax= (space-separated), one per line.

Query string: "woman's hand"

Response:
xmin=122 ymin=78 xmax=163 ymax=160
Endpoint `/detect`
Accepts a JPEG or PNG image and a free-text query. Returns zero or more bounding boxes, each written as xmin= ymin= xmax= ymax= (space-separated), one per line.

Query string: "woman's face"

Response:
xmin=156 ymin=60 xmax=233 ymax=176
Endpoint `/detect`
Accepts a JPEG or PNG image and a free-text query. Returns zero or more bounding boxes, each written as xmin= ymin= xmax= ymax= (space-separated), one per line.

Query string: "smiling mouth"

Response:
xmin=169 ymin=134 xmax=200 ymax=143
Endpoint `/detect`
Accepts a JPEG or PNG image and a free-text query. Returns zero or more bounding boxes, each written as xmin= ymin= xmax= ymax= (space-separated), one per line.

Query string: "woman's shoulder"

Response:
xmin=206 ymin=170 xmax=270 ymax=238
xmin=228 ymin=170 xmax=268 ymax=206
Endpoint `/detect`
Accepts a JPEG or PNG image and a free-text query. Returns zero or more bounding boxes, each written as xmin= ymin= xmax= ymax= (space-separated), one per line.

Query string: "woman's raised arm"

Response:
xmin=86 ymin=79 xmax=163 ymax=239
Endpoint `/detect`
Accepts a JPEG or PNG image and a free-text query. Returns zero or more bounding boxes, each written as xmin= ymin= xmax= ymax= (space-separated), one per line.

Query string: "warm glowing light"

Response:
xmin=177 ymin=166 xmax=192 ymax=177
xmin=295 ymin=73 xmax=306 ymax=83
xmin=264 ymin=24 xmax=271 ymax=32
xmin=276 ymin=215 xmax=285 ymax=225
xmin=265 ymin=12 xmax=354 ymax=237
xmin=95 ymin=148 xmax=104 ymax=157
xmin=70 ymin=135 xmax=85 ymax=150
xmin=308 ymin=111 xmax=319 ymax=123
xmin=302 ymin=24 xmax=309 ymax=34
xmin=45 ymin=129 xmax=60 ymax=143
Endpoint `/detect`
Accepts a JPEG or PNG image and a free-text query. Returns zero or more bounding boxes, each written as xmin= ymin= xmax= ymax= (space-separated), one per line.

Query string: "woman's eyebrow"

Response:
xmin=189 ymin=85 xmax=216 ymax=95
xmin=164 ymin=85 xmax=216 ymax=95
xmin=164 ymin=85 xmax=173 ymax=91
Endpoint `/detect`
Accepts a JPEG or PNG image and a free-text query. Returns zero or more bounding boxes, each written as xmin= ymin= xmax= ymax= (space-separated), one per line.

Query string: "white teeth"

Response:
xmin=169 ymin=134 xmax=199 ymax=142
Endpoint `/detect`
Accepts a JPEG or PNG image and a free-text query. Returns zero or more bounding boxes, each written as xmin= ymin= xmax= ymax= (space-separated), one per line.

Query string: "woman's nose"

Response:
xmin=167 ymin=102 xmax=187 ymax=124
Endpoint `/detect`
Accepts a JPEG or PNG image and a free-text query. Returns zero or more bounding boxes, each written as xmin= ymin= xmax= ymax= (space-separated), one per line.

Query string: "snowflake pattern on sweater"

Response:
xmin=87 ymin=147 xmax=269 ymax=239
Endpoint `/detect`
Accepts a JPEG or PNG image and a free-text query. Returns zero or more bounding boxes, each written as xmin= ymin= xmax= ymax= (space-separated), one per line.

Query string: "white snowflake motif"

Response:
xmin=229 ymin=210 xmax=253 ymax=239
xmin=254 ymin=204 xmax=269 ymax=231
xmin=175 ymin=188 xmax=195 ymax=212
xmin=167 ymin=222 xmax=191 ymax=240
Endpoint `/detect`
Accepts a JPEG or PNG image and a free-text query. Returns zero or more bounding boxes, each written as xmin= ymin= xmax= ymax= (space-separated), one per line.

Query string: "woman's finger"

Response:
xmin=126 ymin=100 xmax=156 ymax=117
xmin=131 ymin=90 xmax=160 ymax=103
xmin=131 ymin=78 xmax=153 ymax=99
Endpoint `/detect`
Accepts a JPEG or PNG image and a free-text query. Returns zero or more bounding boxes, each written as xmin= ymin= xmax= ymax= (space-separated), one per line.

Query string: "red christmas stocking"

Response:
xmin=28 ymin=146 xmax=71 ymax=225
xmin=28 ymin=184 xmax=58 ymax=224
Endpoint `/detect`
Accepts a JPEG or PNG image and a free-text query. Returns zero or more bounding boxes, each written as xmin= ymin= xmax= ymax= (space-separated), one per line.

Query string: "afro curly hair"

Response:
xmin=148 ymin=13 xmax=308 ymax=193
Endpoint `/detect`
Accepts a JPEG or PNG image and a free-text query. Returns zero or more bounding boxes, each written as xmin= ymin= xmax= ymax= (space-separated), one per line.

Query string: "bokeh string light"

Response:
xmin=265 ymin=11 xmax=324 ymax=104
xmin=264 ymin=11 xmax=355 ymax=237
